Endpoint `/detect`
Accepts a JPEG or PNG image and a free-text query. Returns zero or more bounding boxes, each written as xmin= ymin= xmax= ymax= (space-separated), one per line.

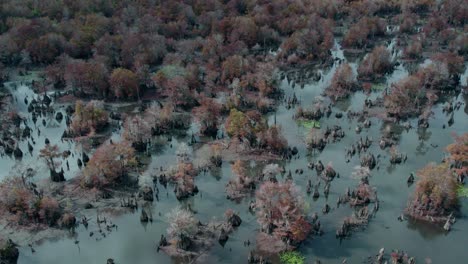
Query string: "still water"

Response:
xmin=2 ymin=41 xmax=467 ymax=263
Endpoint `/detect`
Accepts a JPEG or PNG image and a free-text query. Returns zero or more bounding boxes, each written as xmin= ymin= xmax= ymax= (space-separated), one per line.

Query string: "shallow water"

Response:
xmin=3 ymin=44 xmax=468 ymax=264
xmin=0 ymin=76 xmax=80 ymax=181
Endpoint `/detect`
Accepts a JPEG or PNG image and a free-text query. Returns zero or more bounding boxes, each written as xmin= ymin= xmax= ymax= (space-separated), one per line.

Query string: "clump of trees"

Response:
xmin=403 ymin=37 xmax=423 ymax=59
xmin=345 ymin=0 xmax=405 ymax=19
xmin=256 ymin=125 xmax=288 ymax=154
xmin=64 ymin=59 xmax=109 ymax=98
xmin=152 ymin=65 xmax=198 ymax=109
xmin=325 ymin=63 xmax=358 ymax=101
xmin=399 ymin=12 xmax=418 ymax=34
xmin=161 ymin=205 xmax=237 ymax=255
xmin=0 ymin=177 xmax=73 ymax=228
xmin=422 ymin=14 xmax=449 ymax=37
xmin=450 ymin=34 xmax=468 ymax=55
xmin=225 ymin=109 xmax=266 ymax=145
xmin=192 ymin=97 xmax=222 ymax=137
xmin=169 ymin=143 xmax=198 ymax=200
xmin=165 ymin=206 xmax=198 ymax=250
xmin=39 ymin=144 xmax=65 ymax=182
xmin=172 ymin=162 xmax=198 ymax=200
xmin=414 ymin=60 xmax=459 ymax=91
xmin=221 ymin=55 xmax=251 ymax=84
xmin=384 ymin=52 xmax=464 ymax=120
xmin=0 ymin=0 xmax=464 ymax=113
xmin=440 ymin=0 xmax=468 ymax=27
xmin=384 ymin=76 xmax=427 ymax=118
xmin=295 ymin=103 xmax=324 ymax=121
xmin=430 ymin=52 xmax=464 ymax=79
xmin=342 ymin=17 xmax=387 ymax=49
xmin=69 ymin=100 xmax=108 ymax=137
xmin=225 ymin=109 xmax=288 ymax=155
xmin=255 ymin=181 xmax=311 ymax=253
xmin=306 ymin=128 xmax=327 ymax=152
xmin=81 ymin=141 xmax=136 ymax=189
xmin=445 ymin=133 xmax=468 ymax=182
xmin=250 ymin=62 xmax=280 ymax=98
xmin=357 ymin=46 xmax=394 ymax=80
xmin=208 ymin=144 xmax=223 ymax=167
xmin=109 ymin=68 xmax=139 ymax=100
xmin=278 ymin=14 xmax=334 ymax=66
xmin=122 ymin=115 xmax=151 ymax=152
xmin=226 ymin=160 xmax=255 ymax=200
xmin=144 ymin=102 xmax=190 ymax=135
xmin=406 ymin=163 xmax=458 ymax=222
xmin=401 ymin=0 xmax=435 ymax=14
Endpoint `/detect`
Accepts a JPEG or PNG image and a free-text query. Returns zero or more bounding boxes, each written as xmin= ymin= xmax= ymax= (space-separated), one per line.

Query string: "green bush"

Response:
xmin=280 ymin=251 xmax=305 ymax=264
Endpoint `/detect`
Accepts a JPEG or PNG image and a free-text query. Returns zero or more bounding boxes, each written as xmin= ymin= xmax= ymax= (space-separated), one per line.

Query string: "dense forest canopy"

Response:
xmin=0 ymin=0 xmax=464 ymax=101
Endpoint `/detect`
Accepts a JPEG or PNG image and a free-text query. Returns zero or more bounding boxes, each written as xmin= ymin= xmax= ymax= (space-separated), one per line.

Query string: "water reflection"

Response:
xmin=4 ymin=43 xmax=467 ymax=264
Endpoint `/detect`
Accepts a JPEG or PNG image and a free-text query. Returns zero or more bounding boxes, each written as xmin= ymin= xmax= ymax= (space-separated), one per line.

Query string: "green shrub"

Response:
xmin=280 ymin=251 xmax=305 ymax=264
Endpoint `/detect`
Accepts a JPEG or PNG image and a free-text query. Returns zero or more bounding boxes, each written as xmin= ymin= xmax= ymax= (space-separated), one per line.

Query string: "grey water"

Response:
xmin=3 ymin=41 xmax=467 ymax=263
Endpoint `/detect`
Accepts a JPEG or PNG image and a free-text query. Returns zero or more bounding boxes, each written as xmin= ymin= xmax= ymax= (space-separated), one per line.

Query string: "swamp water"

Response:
xmin=1 ymin=42 xmax=467 ymax=264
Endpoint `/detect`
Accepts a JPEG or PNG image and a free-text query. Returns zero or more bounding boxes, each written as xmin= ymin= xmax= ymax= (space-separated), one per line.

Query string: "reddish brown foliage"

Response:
xmin=256 ymin=125 xmax=288 ymax=154
xmin=407 ymin=163 xmax=458 ymax=220
xmin=26 ymin=33 xmax=66 ymax=64
xmin=0 ymin=177 xmax=33 ymax=217
xmin=438 ymin=28 xmax=458 ymax=47
xmin=0 ymin=177 xmax=64 ymax=227
xmin=143 ymin=102 xmax=186 ymax=134
xmin=344 ymin=0 xmax=401 ymax=19
xmin=69 ymin=100 xmax=108 ymax=137
xmin=342 ymin=17 xmax=386 ymax=49
xmin=172 ymin=162 xmax=198 ymax=199
xmin=226 ymin=160 xmax=254 ymax=200
xmin=221 ymin=55 xmax=250 ymax=84
xmin=255 ymin=181 xmax=311 ymax=252
xmin=228 ymin=16 xmax=259 ymax=47
xmin=59 ymin=213 xmax=77 ymax=229
xmin=309 ymin=0 xmax=343 ymax=19
xmin=64 ymin=59 xmax=109 ymax=98
xmin=37 ymin=197 xmax=61 ymax=226
xmin=39 ymin=144 xmax=62 ymax=172
xmin=152 ymin=67 xmax=197 ymax=109
xmin=93 ymin=34 xmax=123 ymax=68
xmin=81 ymin=141 xmax=136 ymax=189
xmin=278 ymin=14 xmax=334 ymax=65
xmin=399 ymin=13 xmax=417 ymax=34
xmin=449 ymin=34 xmax=468 ymax=55
xmin=440 ymin=0 xmax=468 ymax=27
xmin=358 ymin=46 xmax=393 ymax=80
xmin=109 ymin=68 xmax=139 ymax=100
xmin=325 ymin=63 xmax=358 ymax=100
xmin=414 ymin=62 xmax=452 ymax=91
xmin=384 ymin=76 xmax=426 ymax=118
xmin=44 ymin=55 xmax=69 ymax=88
xmin=192 ymin=97 xmax=222 ymax=136
xmin=68 ymin=14 xmax=112 ymax=58
xmin=238 ymin=61 xmax=278 ymax=97
xmin=225 ymin=109 xmax=266 ymax=143
xmin=122 ymin=115 xmax=151 ymax=147
xmin=422 ymin=15 xmax=448 ymax=36
xmin=431 ymin=52 xmax=464 ymax=76
xmin=120 ymin=33 xmax=167 ymax=69
xmin=445 ymin=133 xmax=468 ymax=178
xmin=403 ymin=38 xmax=423 ymax=59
